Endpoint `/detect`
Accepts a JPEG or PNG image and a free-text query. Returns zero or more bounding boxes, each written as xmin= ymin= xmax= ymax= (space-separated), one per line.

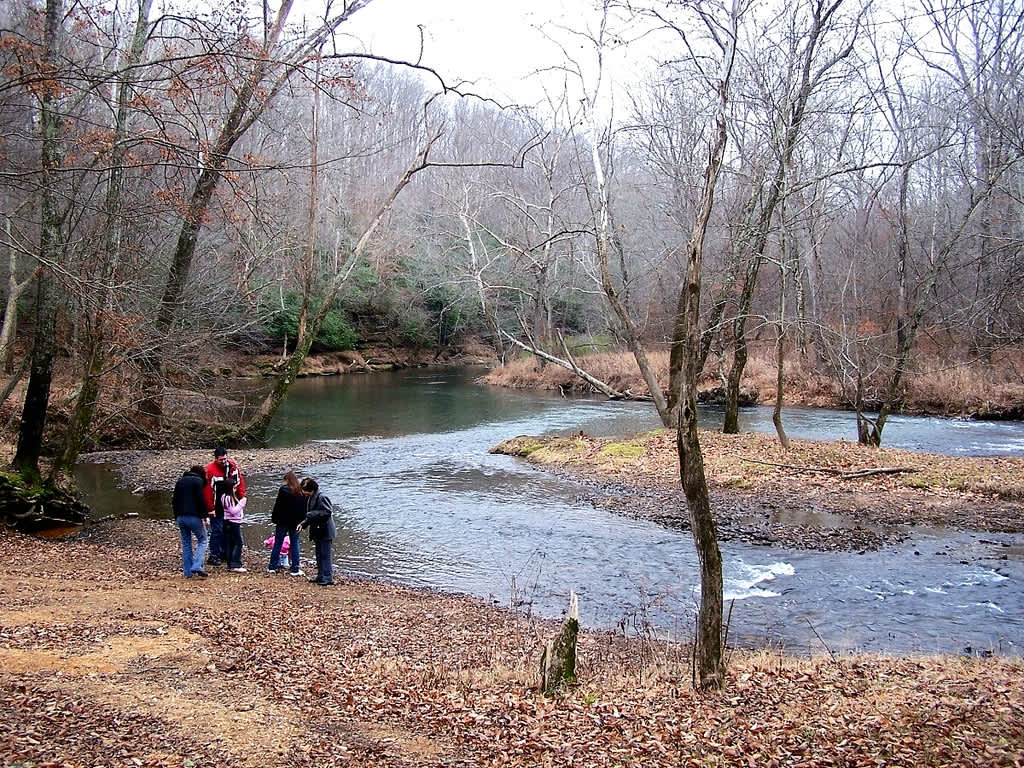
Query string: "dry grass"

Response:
xmin=484 ymin=350 xmax=668 ymax=396
xmin=483 ymin=346 xmax=1024 ymax=416
xmin=496 ymin=427 xmax=1024 ymax=503
xmin=904 ymin=354 xmax=1024 ymax=417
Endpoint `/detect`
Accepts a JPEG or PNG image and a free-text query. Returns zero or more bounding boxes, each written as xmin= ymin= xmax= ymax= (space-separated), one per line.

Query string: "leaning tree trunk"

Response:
xmin=588 ymin=115 xmax=671 ymax=424
xmin=139 ymin=0 xmax=299 ymax=420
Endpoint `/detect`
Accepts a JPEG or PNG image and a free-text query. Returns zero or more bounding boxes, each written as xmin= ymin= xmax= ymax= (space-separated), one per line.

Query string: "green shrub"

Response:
xmin=267 ymin=292 xmax=356 ymax=351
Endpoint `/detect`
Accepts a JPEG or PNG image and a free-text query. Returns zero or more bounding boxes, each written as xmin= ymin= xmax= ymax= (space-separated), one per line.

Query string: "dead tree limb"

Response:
xmin=734 ymin=455 xmax=918 ymax=478
xmin=498 ymin=328 xmax=630 ymax=400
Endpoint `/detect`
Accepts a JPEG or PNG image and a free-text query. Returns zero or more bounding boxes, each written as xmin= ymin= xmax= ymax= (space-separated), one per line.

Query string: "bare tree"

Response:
xmin=668 ymin=0 xmax=741 ymax=690
xmin=12 ymin=0 xmax=63 ymax=475
xmin=54 ymin=0 xmax=155 ymax=476
xmin=720 ymin=0 xmax=864 ymax=434
xmin=848 ymin=3 xmax=1015 ymax=446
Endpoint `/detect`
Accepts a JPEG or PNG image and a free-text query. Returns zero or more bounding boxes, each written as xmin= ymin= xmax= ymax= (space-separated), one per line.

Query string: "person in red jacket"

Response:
xmin=204 ymin=446 xmax=246 ymax=566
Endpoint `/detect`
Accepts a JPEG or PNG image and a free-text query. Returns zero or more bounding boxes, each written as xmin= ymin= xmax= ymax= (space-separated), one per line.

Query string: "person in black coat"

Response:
xmin=172 ymin=465 xmax=209 ymax=579
xmin=267 ymin=471 xmax=308 ymax=576
xmin=299 ymin=477 xmax=336 ymax=586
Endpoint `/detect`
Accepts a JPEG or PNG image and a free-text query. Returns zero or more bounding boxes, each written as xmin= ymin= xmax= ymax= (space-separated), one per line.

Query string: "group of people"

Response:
xmin=171 ymin=446 xmax=336 ymax=586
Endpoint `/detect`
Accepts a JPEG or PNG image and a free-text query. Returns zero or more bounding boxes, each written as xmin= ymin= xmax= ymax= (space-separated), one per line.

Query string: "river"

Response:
xmin=79 ymin=367 xmax=1024 ymax=656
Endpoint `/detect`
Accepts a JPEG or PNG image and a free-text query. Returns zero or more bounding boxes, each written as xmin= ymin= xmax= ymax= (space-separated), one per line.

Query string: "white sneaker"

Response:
xmin=230 ymin=567 xmax=247 ymax=573
xmin=265 ymin=567 xmax=277 ymax=574
xmin=288 ymin=569 xmax=306 ymax=577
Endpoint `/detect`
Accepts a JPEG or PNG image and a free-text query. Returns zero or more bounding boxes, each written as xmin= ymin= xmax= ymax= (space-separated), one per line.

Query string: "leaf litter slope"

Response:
xmin=2 ymin=519 xmax=1022 ymax=766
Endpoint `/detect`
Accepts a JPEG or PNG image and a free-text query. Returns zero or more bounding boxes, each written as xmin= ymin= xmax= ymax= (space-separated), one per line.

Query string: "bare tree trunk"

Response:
xmin=0 ymin=217 xmax=38 ymax=373
xmin=722 ymin=254 xmax=760 ymax=433
xmin=671 ymin=0 xmax=740 ymax=690
xmin=772 ymin=211 xmax=792 ymax=449
xmin=462 ymin=213 xmax=505 ymax=360
xmin=55 ymin=0 xmax=153 ymax=476
xmin=297 ymin=53 xmax=321 ymax=346
xmin=13 ymin=0 xmax=63 ymax=475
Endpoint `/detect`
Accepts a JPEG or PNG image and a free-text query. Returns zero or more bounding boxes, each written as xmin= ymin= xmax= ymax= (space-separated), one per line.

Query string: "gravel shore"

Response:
xmin=79 ymin=442 xmax=353 ymax=491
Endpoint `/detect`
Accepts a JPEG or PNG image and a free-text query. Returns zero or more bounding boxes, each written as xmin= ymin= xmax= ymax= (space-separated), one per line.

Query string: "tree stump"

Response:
xmin=540 ymin=591 xmax=579 ymax=696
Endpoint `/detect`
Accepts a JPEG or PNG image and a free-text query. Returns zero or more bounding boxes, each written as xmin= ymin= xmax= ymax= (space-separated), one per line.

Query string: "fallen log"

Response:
xmin=734 ymin=455 xmax=919 ymax=479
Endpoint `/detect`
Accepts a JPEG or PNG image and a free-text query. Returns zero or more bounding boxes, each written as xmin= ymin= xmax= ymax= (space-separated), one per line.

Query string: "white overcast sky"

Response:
xmin=335 ymin=0 xmax=637 ymax=106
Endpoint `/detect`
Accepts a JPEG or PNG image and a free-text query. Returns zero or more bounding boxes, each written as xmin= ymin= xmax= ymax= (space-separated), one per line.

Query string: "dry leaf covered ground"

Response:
xmin=2 ymin=519 xmax=1023 ymax=767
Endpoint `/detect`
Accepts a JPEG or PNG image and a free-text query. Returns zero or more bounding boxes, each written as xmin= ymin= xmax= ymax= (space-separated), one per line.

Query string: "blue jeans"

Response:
xmin=208 ymin=516 xmax=224 ymax=563
xmin=314 ymin=537 xmax=333 ymax=584
xmin=224 ymin=520 xmax=243 ymax=568
xmin=177 ymin=515 xmax=208 ymax=577
xmin=269 ymin=524 xmax=301 ymax=572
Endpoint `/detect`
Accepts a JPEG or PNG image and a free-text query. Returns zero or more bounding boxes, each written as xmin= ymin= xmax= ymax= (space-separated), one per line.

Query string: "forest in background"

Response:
xmin=1 ymin=0 xmax=1022 ymax=461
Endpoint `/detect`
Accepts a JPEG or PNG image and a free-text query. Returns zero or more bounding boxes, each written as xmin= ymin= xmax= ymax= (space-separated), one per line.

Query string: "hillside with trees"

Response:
xmin=2 ymin=0 xmax=1021 ymax=462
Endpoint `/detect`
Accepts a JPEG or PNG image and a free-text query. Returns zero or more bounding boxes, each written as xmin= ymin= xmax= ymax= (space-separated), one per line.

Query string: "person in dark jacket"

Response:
xmin=299 ymin=477 xmax=335 ymax=586
xmin=267 ymin=471 xmax=308 ymax=576
xmin=172 ymin=465 xmax=209 ymax=579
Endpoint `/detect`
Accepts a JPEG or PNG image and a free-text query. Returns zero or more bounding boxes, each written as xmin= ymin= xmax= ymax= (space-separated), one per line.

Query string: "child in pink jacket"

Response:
xmin=220 ymin=478 xmax=247 ymax=573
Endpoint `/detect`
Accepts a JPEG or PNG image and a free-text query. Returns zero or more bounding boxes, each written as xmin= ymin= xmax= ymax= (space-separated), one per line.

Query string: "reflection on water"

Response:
xmin=269 ymin=366 xmax=1024 ymax=455
xmin=75 ymin=462 xmax=170 ymax=519
xmin=78 ymin=367 xmax=1024 ymax=655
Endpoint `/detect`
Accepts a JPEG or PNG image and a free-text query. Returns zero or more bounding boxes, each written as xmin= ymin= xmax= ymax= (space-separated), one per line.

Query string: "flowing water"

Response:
xmin=78 ymin=367 xmax=1024 ymax=655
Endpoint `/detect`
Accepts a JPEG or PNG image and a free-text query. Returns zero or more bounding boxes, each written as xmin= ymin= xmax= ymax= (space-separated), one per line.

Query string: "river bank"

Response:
xmin=492 ymin=429 xmax=1024 ymax=551
xmin=78 ymin=442 xmax=353 ymax=493
xmin=2 ymin=518 xmax=1022 ymax=767
xmin=482 ymin=348 xmax=1024 ymax=420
